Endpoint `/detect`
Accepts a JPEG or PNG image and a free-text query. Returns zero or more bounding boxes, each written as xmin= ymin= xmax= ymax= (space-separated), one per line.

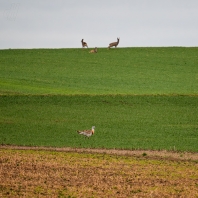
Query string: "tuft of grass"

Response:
xmin=142 ymin=153 xmax=147 ymax=157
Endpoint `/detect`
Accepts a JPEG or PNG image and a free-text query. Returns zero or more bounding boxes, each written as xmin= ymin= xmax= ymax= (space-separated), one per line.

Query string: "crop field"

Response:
xmin=0 ymin=47 xmax=198 ymax=151
xmin=0 ymin=47 xmax=198 ymax=197
xmin=0 ymin=47 xmax=197 ymax=95
xmin=0 ymin=148 xmax=198 ymax=197
xmin=0 ymin=94 xmax=198 ymax=152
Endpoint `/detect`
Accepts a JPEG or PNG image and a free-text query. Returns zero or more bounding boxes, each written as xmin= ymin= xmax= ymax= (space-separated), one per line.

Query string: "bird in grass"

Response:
xmin=77 ymin=126 xmax=95 ymax=137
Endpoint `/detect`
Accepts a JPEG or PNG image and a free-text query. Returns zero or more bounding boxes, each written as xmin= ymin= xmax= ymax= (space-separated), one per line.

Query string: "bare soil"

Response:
xmin=0 ymin=146 xmax=198 ymax=197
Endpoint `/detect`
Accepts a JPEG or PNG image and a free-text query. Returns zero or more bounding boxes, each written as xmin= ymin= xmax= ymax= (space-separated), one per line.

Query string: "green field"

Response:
xmin=1 ymin=47 xmax=197 ymax=95
xmin=0 ymin=48 xmax=198 ymax=152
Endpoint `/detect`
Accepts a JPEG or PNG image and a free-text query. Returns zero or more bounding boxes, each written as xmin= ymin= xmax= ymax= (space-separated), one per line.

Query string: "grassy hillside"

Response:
xmin=1 ymin=95 xmax=197 ymax=152
xmin=0 ymin=48 xmax=197 ymax=152
xmin=0 ymin=47 xmax=197 ymax=95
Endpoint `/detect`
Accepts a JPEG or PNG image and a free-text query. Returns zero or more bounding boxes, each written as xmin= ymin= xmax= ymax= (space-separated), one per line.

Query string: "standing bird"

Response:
xmin=77 ymin=126 xmax=95 ymax=137
xmin=81 ymin=39 xmax=88 ymax=48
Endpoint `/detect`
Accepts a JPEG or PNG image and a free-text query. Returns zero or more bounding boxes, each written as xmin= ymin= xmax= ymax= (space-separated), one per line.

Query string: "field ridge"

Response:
xmin=1 ymin=145 xmax=198 ymax=161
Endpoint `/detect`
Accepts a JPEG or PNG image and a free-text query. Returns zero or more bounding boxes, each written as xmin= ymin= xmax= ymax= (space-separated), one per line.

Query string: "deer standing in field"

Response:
xmin=81 ymin=39 xmax=88 ymax=48
xmin=89 ymin=47 xmax=97 ymax=53
xmin=108 ymin=37 xmax=120 ymax=49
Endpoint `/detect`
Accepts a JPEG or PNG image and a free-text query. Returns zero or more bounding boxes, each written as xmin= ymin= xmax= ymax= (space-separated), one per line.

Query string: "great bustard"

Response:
xmin=77 ymin=126 xmax=95 ymax=137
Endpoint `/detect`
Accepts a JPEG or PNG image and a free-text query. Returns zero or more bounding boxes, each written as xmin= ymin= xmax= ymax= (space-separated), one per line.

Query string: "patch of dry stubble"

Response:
xmin=0 ymin=148 xmax=198 ymax=197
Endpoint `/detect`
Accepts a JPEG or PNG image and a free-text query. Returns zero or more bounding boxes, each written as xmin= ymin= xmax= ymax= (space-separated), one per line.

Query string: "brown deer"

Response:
xmin=89 ymin=47 xmax=97 ymax=53
xmin=108 ymin=37 xmax=120 ymax=49
xmin=81 ymin=39 xmax=88 ymax=48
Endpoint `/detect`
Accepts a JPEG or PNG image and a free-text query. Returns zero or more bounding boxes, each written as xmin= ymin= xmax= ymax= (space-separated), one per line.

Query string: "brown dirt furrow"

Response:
xmin=0 ymin=145 xmax=198 ymax=161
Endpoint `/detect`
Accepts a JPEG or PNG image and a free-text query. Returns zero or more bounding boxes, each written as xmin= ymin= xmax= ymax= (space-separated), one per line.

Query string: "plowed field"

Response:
xmin=0 ymin=147 xmax=198 ymax=197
